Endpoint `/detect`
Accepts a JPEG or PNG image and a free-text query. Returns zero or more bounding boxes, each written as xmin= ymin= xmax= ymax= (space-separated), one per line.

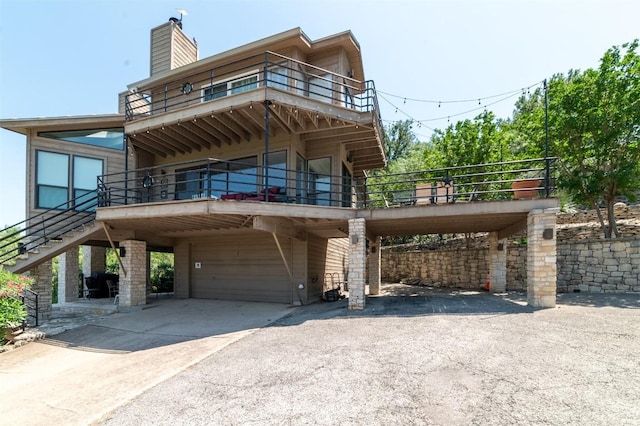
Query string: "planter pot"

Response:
xmin=511 ymin=179 xmax=541 ymax=199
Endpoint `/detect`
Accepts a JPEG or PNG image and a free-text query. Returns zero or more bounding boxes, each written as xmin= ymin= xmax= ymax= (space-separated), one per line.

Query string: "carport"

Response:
xmin=346 ymin=198 xmax=559 ymax=310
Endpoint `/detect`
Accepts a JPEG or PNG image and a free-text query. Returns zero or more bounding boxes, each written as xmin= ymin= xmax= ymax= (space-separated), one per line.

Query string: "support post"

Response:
xmin=348 ymin=218 xmax=367 ymax=310
xmin=118 ymin=240 xmax=147 ymax=307
xmin=30 ymin=260 xmax=52 ymax=321
xmin=527 ymin=208 xmax=558 ymax=308
xmin=57 ymin=247 xmax=79 ymax=303
xmin=488 ymin=232 xmax=507 ymax=293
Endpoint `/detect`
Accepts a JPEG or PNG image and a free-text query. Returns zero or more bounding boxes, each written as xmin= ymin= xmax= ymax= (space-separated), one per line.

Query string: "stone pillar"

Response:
xmin=368 ymin=235 xmax=381 ymax=295
xmin=30 ymin=260 xmax=53 ymax=321
xmin=58 ymin=247 xmax=79 ymax=303
xmin=119 ymin=240 xmax=147 ymax=307
xmin=348 ymin=218 xmax=366 ymax=310
xmin=527 ymin=208 xmax=558 ymax=308
xmin=82 ymin=245 xmax=106 ymax=278
xmin=488 ymin=232 xmax=507 ymax=293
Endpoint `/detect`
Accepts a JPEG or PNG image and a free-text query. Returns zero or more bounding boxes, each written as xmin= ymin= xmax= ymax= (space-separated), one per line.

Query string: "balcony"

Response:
xmin=97 ymin=157 xmax=556 ymax=209
xmin=124 ymin=52 xmax=385 ymax=172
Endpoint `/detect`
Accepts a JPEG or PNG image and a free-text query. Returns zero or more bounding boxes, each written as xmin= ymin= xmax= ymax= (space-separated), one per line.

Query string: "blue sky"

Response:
xmin=1 ymin=0 xmax=638 ymax=227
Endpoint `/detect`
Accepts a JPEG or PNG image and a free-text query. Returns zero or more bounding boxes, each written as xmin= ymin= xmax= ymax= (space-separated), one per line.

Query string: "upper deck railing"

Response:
xmin=125 ymin=51 xmax=380 ymax=123
xmin=95 ymin=157 xmax=556 ymax=210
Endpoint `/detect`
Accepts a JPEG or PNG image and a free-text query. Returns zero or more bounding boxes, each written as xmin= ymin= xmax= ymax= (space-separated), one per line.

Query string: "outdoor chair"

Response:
xmin=106 ymin=279 xmax=118 ymax=299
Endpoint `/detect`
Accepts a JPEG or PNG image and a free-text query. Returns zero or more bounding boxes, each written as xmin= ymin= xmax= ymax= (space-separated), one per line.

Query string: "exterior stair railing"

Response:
xmin=0 ymin=191 xmax=99 ymax=266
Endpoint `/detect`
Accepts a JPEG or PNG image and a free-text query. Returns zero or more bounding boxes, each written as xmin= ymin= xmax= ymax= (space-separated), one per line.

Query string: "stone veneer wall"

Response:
xmin=381 ymin=237 xmax=640 ymax=293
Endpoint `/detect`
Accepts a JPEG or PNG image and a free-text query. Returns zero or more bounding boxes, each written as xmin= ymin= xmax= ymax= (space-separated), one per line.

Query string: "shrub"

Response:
xmin=0 ymin=268 xmax=34 ymax=328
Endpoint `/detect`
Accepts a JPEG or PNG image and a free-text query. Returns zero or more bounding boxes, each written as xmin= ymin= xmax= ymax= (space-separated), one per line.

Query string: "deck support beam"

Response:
xmin=488 ymin=232 xmax=507 ymax=293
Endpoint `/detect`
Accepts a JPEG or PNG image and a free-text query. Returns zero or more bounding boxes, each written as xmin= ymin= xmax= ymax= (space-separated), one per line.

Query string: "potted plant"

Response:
xmin=511 ymin=170 xmax=544 ymax=199
xmin=0 ymin=267 xmax=33 ymax=342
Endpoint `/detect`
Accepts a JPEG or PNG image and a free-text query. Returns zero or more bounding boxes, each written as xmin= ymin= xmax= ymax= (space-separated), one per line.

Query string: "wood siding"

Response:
xmin=189 ymin=233 xmax=292 ymax=303
xmin=306 ymin=234 xmax=349 ymax=301
xmin=150 ymin=21 xmax=198 ymax=77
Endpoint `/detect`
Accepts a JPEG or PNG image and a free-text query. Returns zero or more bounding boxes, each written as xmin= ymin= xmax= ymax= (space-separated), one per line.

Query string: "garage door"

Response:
xmin=190 ymin=234 xmax=291 ymax=303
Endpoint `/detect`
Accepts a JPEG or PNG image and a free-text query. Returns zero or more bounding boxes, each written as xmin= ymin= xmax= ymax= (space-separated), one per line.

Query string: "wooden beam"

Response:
xmin=498 ymin=218 xmax=528 ymax=240
xmin=253 ymin=216 xmax=306 ymax=241
xmin=102 ymin=222 xmax=127 ymax=277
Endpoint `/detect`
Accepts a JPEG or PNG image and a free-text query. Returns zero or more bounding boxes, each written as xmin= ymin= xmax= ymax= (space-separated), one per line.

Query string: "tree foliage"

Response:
xmin=513 ymin=40 xmax=640 ymax=238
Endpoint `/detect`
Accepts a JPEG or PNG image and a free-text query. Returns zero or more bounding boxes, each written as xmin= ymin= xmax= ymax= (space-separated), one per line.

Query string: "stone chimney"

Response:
xmin=149 ymin=18 xmax=198 ymax=77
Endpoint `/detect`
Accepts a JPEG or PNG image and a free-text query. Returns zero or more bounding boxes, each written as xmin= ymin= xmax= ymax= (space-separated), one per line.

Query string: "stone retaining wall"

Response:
xmin=381 ymin=237 xmax=640 ymax=293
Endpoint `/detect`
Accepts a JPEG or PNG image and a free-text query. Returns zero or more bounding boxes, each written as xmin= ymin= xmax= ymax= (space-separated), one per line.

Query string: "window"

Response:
xmin=38 ymin=128 xmax=124 ymax=150
xmin=175 ymin=156 xmax=258 ymax=199
xmin=231 ymin=75 xmax=258 ymax=94
xmin=201 ymin=72 xmax=259 ymax=102
xmin=203 ymin=83 xmax=227 ymax=101
xmin=308 ymin=157 xmax=332 ymax=206
xmin=342 ymin=163 xmax=352 ymax=207
xmin=308 ymin=74 xmax=333 ymax=102
xmin=73 ymin=157 xmax=103 ymax=211
xmin=267 ymin=65 xmax=288 ymax=91
xmin=36 ymin=151 xmax=69 ymax=209
xmin=296 ymin=154 xmax=307 ymax=204
xmin=35 ymin=151 xmax=103 ymax=210
xmin=263 ymin=151 xmax=287 ymax=190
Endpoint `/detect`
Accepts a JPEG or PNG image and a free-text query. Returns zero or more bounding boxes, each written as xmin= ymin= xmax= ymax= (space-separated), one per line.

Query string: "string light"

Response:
xmin=377 ymin=80 xmax=542 ymax=105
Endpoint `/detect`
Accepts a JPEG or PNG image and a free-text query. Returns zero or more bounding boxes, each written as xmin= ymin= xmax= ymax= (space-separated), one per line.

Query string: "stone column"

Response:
xmin=368 ymin=235 xmax=381 ymax=295
xmin=488 ymin=232 xmax=507 ymax=293
xmin=118 ymin=240 xmax=147 ymax=307
xmin=348 ymin=218 xmax=367 ymax=310
xmin=82 ymin=245 xmax=106 ymax=278
xmin=30 ymin=260 xmax=53 ymax=321
xmin=58 ymin=247 xmax=79 ymax=303
xmin=527 ymin=208 xmax=558 ymax=308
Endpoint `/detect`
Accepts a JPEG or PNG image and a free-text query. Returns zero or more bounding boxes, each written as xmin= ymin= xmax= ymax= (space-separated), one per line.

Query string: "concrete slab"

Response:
xmin=0 ymin=299 xmax=295 ymax=426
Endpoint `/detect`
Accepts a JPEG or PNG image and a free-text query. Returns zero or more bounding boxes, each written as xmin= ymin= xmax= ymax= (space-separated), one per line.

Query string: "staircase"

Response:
xmin=0 ymin=191 xmax=104 ymax=274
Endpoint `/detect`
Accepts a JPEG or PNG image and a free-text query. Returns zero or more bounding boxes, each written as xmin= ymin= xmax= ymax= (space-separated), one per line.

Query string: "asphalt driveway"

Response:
xmin=99 ymin=289 xmax=640 ymax=426
xmin=2 ymin=289 xmax=639 ymax=425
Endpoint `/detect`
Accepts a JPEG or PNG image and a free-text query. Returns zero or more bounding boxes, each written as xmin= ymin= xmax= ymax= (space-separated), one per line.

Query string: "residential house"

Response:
xmin=0 ymin=18 xmax=559 ymax=321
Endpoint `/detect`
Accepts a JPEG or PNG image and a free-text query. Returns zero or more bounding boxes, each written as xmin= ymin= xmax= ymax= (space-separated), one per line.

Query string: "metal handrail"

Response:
xmin=96 ymin=156 xmax=557 ymax=211
xmin=0 ymin=191 xmax=99 ymax=265
xmin=20 ymin=289 xmax=39 ymax=327
xmin=125 ymin=51 xmax=378 ymax=121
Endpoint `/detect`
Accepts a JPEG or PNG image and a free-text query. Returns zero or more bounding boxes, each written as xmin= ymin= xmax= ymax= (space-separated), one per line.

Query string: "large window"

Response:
xmin=202 ymin=72 xmax=259 ymax=102
xmin=263 ymin=151 xmax=287 ymax=190
xmin=35 ymin=151 xmax=103 ymax=210
xmin=308 ymin=157 xmax=332 ymax=206
xmin=267 ymin=65 xmax=288 ymax=91
xmin=36 ymin=151 xmax=69 ymax=209
xmin=73 ymin=156 xmax=104 ymax=211
xmin=175 ymin=157 xmax=258 ymax=199
xmin=38 ymin=128 xmax=124 ymax=150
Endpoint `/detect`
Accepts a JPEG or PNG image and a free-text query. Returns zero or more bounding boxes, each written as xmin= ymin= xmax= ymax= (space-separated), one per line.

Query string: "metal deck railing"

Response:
xmin=96 ymin=157 xmax=557 ymax=210
xmin=125 ymin=51 xmax=381 ymax=123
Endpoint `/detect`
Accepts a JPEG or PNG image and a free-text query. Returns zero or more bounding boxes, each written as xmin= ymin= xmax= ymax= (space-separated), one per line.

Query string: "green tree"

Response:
xmin=515 ymin=40 xmax=640 ymax=238
xmin=382 ymin=119 xmax=418 ymax=162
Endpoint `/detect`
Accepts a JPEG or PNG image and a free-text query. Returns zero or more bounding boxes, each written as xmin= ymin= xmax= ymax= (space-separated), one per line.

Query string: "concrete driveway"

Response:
xmin=0 ymin=299 xmax=295 ymax=426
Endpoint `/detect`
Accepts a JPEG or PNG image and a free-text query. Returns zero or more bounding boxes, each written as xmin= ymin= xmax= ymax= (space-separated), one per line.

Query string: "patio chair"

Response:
xmin=106 ymin=279 xmax=119 ymax=299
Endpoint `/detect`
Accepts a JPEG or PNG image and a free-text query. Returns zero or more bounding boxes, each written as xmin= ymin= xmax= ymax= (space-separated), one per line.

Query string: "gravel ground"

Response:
xmin=100 ymin=289 xmax=640 ymax=426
